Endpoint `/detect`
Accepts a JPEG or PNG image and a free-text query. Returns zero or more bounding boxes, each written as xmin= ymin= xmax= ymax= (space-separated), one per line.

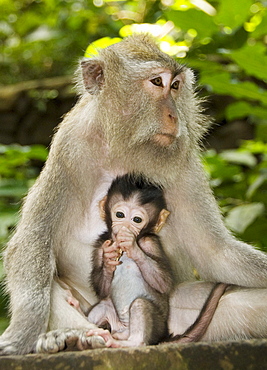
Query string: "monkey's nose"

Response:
xmin=169 ymin=113 xmax=178 ymax=125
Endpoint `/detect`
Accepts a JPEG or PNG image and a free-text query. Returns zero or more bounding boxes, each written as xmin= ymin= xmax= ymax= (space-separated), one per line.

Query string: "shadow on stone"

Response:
xmin=1 ymin=340 xmax=267 ymax=370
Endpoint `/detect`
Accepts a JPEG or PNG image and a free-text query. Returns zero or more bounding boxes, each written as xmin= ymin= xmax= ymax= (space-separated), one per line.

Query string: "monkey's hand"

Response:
xmin=35 ymin=328 xmax=106 ymax=353
xmin=116 ymin=226 xmax=137 ymax=259
xmin=103 ymin=240 xmax=122 ymax=273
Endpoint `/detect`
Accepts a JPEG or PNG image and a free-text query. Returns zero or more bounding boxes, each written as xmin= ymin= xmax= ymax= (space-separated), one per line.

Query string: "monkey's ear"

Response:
xmin=154 ymin=209 xmax=170 ymax=233
xmin=99 ymin=196 xmax=107 ymax=220
xmin=81 ymin=59 xmax=104 ymax=94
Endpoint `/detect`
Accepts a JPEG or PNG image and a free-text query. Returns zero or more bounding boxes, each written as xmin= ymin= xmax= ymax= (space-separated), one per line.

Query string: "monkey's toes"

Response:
xmin=35 ymin=328 xmax=106 ymax=353
xmin=0 ymin=338 xmax=20 ymax=356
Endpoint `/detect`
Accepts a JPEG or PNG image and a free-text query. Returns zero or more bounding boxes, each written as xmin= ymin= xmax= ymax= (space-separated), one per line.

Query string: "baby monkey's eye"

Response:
xmin=151 ymin=77 xmax=163 ymax=87
xmin=133 ymin=216 xmax=142 ymax=224
xmin=116 ymin=212 xmax=125 ymax=218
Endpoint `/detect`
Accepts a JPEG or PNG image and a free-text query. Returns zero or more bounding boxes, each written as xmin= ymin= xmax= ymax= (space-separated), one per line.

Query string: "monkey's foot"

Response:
xmin=0 ymin=337 xmax=20 ymax=356
xmin=35 ymin=328 xmax=106 ymax=353
xmin=112 ymin=328 xmax=129 ymax=340
xmin=87 ymin=328 xmax=121 ymax=348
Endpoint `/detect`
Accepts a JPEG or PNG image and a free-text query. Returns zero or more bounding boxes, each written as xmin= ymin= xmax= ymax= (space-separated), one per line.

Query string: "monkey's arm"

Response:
xmin=164 ymin=156 xmax=267 ymax=286
xmin=0 ymin=160 xmax=68 ymax=355
xmin=91 ymin=239 xmax=121 ymax=298
xmin=136 ymin=235 xmax=174 ymax=294
xmin=117 ymin=229 xmax=173 ymax=294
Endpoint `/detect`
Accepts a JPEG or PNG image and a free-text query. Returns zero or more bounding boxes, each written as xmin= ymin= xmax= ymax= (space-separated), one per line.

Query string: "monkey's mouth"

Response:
xmin=153 ymin=133 xmax=176 ymax=146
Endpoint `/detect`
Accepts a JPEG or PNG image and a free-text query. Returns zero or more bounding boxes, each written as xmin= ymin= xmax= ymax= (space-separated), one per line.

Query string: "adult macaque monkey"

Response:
xmin=88 ymin=173 xmax=173 ymax=347
xmin=1 ymin=34 xmax=267 ymax=355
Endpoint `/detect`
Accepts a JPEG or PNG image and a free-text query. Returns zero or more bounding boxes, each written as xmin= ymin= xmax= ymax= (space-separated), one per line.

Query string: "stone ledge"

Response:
xmin=0 ymin=339 xmax=267 ymax=370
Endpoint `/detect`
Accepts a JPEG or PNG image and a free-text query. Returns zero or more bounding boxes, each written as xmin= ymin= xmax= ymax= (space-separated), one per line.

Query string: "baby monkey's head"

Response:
xmin=100 ymin=174 xmax=170 ymax=237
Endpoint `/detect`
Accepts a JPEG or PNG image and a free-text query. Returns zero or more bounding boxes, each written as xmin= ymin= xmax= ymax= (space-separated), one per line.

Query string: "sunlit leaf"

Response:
xmin=84 ymin=37 xmax=122 ymax=57
xmin=214 ymin=0 xmax=253 ymax=29
xmin=251 ymin=11 xmax=267 ymax=38
xmin=166 ymin=8 xmax=217 ymax=38
xmin=225 ymin=202 xmax=265 ymax=234
xmin=220 ymin=150 xmax=257 ymax=167
xmin=240 ymin=141 xmax=267 ymax=154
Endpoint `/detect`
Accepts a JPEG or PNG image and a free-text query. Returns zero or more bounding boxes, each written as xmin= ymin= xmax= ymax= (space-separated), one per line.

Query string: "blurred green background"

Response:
xmin=0 ymin=0 xmax=267 ymax=332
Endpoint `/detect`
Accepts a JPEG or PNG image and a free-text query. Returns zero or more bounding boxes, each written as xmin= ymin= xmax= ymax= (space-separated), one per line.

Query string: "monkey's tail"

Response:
xmin=167 ymin=282 xmax=230 ymax=344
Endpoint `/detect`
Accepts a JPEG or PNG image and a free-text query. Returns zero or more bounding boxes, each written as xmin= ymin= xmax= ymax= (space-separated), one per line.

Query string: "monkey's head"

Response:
xmin=80 ymin=34 xmax=209 ymax=165
xmin=100 ymin=174 xmax=170 ymax=238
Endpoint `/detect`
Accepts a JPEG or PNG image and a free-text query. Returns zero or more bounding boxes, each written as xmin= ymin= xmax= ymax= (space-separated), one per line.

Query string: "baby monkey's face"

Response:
xmin=111 ymin=200 xmax=149 ymax=237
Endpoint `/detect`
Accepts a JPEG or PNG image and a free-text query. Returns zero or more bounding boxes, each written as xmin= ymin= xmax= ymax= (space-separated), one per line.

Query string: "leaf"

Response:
xmin=225 ymin=101 xmax=267 ymax=121
xmin=246 ymin=170 xmax=267 ymax=199
xmin=0 ymin=213 xmax=18 ymax=239
xmin=200 ymin=72 xmax=267 ymax=105
xmin=225 ymin=203 xmax=265 ymax=234
xmin=220 ymin=150 xmax=257 ymax=167
xmin=214 ymin=0 xmax=253 ymax=29
xmin=166 ymin=8 xmax=217 ymax=38
xmin=240 ymin=140 xmax=267 ymax=154
xmin=84 ymin=37 xmax=122 ymax=57
xmin=230 ymin=43 xmax=267 ymax=80
xmin=251 ymin=11 xmax=267 ymax=38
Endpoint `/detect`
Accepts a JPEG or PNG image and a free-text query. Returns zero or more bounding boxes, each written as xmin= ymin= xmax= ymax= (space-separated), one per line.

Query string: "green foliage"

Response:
xmin=0 ymin=144 xmax=48 ymax=250
xmin=0 ymin=144 xmax=48 ymax=331
xmin=203 ymin=141 xmax=267 ymax=251
xmin=0 ymin=0 xmax=161 ymax=84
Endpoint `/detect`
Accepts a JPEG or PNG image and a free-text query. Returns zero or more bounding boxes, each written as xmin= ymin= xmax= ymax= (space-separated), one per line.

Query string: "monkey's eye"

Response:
xmin=171 ymin=80 xmax=180 ymax=90
xmin=151 ymin=77 xmax=163 ymax=87
xmin=133 ymin=216 xmax=142 ymax=224
xmin=116 ymin=212 xmax=125 ymax=219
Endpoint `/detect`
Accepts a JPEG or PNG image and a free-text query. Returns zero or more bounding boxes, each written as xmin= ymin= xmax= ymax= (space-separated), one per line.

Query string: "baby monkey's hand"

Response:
xmin=116 ymin=226 xmax=138 ymax=259
xmin=102 ymin=240 xmax=122 ymax=272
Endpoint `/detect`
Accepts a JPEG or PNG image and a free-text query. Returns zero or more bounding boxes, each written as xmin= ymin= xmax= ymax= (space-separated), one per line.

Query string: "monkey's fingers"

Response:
xmin=104 ymin=251 xmax=119 ymax=260
xmin=107 ymin=260 xmax=121 ymax=266
xmin=35 ymin=329 xmax=105 ymax=353
xmin=118 ymin=240 xmax=135 ymax=250
xmin=86 ymin=329 xmax=118 ymax=348
xmin=103 ymin=244 xmax=119 ymax=253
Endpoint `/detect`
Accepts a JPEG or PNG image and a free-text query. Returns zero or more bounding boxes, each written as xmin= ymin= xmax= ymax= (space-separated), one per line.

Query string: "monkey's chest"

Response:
xmin=110 ymin=254 xmax=152 ymax=323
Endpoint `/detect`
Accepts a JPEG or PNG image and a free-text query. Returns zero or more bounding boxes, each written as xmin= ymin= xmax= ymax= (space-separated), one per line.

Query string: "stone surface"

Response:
xmin=0 ymin=340 xmax=267 ymax=370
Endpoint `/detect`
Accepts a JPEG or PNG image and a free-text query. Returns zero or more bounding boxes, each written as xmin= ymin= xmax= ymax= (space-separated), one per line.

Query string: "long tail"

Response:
xmin=169 ymin=283 xmax=229 ymax=343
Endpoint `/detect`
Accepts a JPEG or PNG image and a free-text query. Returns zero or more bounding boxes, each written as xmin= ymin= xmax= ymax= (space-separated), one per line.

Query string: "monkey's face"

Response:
xmin=142 ymin=69 xmax=183 ymax=148
xmin=110 ymin=200 xmax=149 ymax=237
xmin=99 ymin=66 xmax=185 ymax=151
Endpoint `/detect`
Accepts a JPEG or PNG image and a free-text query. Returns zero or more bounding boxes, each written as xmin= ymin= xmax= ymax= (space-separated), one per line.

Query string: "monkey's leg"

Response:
xmin=0 ymin=287 xmax=51 ymax=355
xmin=88 ymin=298 xmax=126 ymax=334
xmin=36 ymin=280 xmax=105 ymax=353
xmin=91 ymin=298 xmax=167 ymax=348
xmin=127 ymin=298 xmax=167 ymax=346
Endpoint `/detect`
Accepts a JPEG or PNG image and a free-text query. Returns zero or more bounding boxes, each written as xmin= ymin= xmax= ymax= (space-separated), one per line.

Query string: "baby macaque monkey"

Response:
xmin=87 ymin=174 xmax=173 ymax=348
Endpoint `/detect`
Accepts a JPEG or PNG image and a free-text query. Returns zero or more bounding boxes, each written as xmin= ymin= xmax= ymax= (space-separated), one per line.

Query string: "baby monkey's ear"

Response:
xmin=99 ymin=196 xmax=107 ymax=220
xmin=154 ymin=209 xmax=170 ymax=233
